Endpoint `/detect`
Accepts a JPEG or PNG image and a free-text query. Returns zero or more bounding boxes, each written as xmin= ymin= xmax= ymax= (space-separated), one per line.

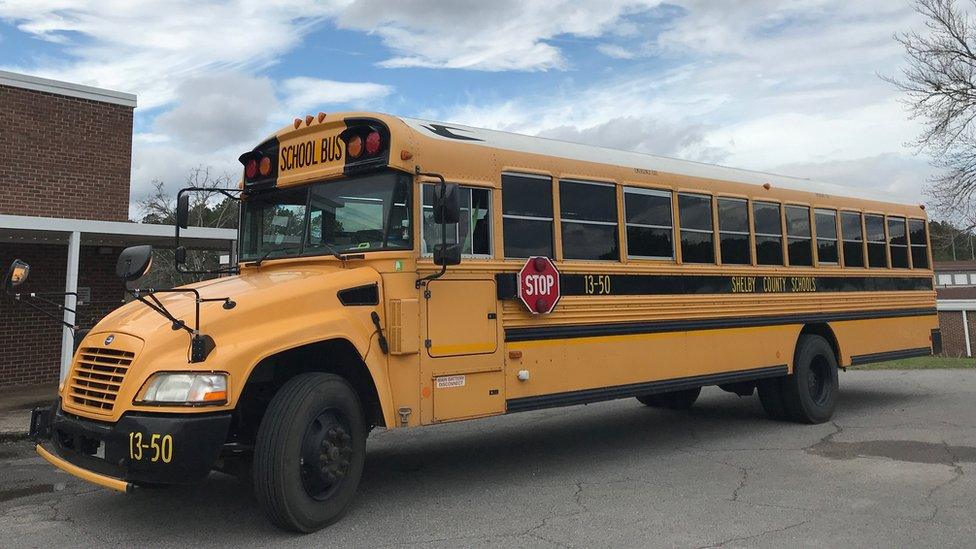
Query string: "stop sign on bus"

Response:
xmin=518 ymin=256 xmax=561 ymax=314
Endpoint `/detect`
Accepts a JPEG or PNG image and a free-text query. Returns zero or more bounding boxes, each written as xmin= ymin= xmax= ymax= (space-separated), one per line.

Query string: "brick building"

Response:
xmin=934 ymin=260 xmax=976 ymax=358
xmin=0 ymin=70 xmax=236 ymax=389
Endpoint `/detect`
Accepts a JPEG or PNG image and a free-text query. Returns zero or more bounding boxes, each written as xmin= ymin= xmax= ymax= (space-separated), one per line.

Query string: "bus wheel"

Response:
xmin=756 ymin=377 xmax=790 ymax=420
xmin=779 ymin=335 xmax=839 ymax=424
xmin=636 ymin=387 xmax=701 ymax=410
xmin=253 ymin=373 xmax=367 ymax=533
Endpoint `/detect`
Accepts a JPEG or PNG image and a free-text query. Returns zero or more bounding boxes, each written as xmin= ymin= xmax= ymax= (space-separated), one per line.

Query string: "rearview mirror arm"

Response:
xmin=174 ymin=186 xmax=243 ymax=276
xmin=5 ymin=292 xmax=78 ymax=331
xmin=414 ymin=168 xmax=451 ymax=289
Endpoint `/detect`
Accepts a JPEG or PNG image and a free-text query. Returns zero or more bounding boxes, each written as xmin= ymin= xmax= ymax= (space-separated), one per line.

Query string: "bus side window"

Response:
xmin=421 ymin=185 xmax=491 ymax=257
xmin=864 ymin=214 xmax=887 ymax=268
xmin=717 ymin=198 xmax=750 ymax=264
xmin=559 ymin=180 xmax=618 ymax=261
xmin=908 ymin=218 xmax=929 ymax=269
xmin=753 ymin=201 xmax=783 ymax=265
xmin=785 ymin=205 xmax=813 ymax=266
xmin=814 ymin=208 xmax=839 ymax=265
xmin=840 ymin=211 xmax=865 ymax=267
xmin=624 ymin=187 xmax=674 ymax=260
xmin=678 ymin=193 xmax=715 ymax=263
xmin=887 ymin=216 xmax=909 ymax=268
xmin=502 ymin=173 xmax=554 ymax=258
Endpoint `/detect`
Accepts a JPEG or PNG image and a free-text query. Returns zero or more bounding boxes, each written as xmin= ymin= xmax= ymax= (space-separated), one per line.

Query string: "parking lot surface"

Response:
xmin=2 ymin=369 xmax=975 ymax=548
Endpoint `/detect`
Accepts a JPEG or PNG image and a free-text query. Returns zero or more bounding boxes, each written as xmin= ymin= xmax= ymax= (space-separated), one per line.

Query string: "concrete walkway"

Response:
xmin=0 ymin=383 xmax=57 ymax=441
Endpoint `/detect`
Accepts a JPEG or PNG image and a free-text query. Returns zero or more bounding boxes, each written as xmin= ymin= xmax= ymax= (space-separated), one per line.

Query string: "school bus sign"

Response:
xmin=518 ymin=256 xmax=560 ymax=314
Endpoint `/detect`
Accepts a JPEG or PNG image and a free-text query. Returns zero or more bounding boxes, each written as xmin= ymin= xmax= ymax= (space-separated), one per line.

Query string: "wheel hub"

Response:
xmin=301 ymin=410 xmax=353 ymax=501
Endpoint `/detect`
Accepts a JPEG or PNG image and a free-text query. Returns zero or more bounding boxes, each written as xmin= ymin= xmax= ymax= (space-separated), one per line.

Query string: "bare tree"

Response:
xmin=137 ymin=166 xmax=239 ymax=288
xmin=887 ymin=0 xmax=976 ymax=231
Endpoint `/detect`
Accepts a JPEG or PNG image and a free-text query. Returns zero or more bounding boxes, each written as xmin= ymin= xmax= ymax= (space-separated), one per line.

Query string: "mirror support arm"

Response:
xmin=8 ymin=292 xmax=77 ymax=331
xmin=415 ymin=168 xmax=450 ymax=289
xmin=175 ymin=186 xmax=243 ymax=276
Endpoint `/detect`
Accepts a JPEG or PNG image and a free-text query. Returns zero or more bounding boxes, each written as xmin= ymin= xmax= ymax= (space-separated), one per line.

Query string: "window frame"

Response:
xmin=501 ymin=172 xmax=555 ymax=259
xmin=752 ymin=200 xmax=785 ymax=266
xmin=886 ymin=215 xmax=909 ymax=269
xmin=420 ymin=182 xmax=493 ymax=259
xmin=717 ymin=196 xmax=752 ymax=265
xmin=784 ymin=203 xmax=813 ymax=267
xmin=814 ymin=207 xmax=839 ymax=266
xmin=839 ymin=210 xmax=866 ymax=268
xmin=623 ymin=186 xmax=675 ymax=261
xmin=558 ymin=178 xmax=620 ymax=261
xmin=677 ymin=191 xmax=716 ymax=264
xmin=908 ymin=217 xmax=930 ymax=270
xmin=864 ymin=212 xmax=888 ymax=269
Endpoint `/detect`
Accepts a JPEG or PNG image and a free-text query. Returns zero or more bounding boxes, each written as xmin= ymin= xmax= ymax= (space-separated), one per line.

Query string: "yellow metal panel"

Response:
xmin=388 ymin=298 xmax=419 ymax=355
xmin=432 ymin=370 xmax=505 ymax=422
xmin=426 ymin=280 xmax=498 ymax=357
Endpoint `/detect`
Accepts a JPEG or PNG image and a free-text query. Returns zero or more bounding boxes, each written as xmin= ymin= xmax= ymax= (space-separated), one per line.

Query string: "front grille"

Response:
xmin=68 ymin=346 xmax=134 ymax=414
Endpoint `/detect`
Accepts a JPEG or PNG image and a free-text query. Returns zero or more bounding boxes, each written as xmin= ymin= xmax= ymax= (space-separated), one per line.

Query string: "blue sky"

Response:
xmin=0 ymin=1 xmax=934 ymax=217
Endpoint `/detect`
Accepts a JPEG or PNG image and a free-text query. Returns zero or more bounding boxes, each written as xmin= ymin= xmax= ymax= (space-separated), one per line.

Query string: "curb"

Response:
xmin=0 ymin=431 xmax=29 ymax=443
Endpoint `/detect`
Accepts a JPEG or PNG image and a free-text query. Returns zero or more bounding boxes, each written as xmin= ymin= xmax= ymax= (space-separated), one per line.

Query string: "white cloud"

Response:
xmin=335 ymin=0 xmax=661 ymax=71
xmin=279 ymin=77 xmax=392 ymax=116
xmin=154 ymin=73 xmax=277 ymax=150
xmin=596 ymin=44 xmax=637 ymax=59
xmin=429 ymin=0 xmax=936 ymax=202
xmin=0 ymin=0 xmax=352 ymax=108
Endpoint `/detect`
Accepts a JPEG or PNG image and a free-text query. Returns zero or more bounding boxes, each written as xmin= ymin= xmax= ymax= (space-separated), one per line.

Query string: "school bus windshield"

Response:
xmin=239 ymin=170 xmax=413 ymax=261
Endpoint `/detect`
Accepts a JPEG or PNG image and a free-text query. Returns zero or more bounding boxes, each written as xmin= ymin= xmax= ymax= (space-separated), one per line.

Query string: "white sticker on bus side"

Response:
xmin=435 ymin=375 xmax=465 ymax=389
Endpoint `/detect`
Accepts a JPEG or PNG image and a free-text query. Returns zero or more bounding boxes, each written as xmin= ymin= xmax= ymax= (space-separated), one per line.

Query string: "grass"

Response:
xmin=854 ymin=356 xmax=975 ymax=370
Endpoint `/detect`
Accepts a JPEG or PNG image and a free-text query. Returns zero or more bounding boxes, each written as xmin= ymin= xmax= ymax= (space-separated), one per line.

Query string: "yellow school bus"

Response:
xmin=17 ymin=111 xmax=938 ymax=532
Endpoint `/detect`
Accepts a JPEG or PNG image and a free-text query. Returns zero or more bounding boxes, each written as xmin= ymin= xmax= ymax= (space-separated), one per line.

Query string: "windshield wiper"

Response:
xmin=246 ymin=246 xmax=303 ymax=267
xmin=318 ymin=242 xmax=366 ymax=262
xmin=246 ymin=243 xmax=368 ymax=267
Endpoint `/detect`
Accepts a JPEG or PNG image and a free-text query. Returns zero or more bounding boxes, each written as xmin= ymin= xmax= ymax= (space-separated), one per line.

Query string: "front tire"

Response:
xmin=636 ymin=387 xmax=701 ymax=410
xmin=253 ymin=373 xmax=367 ymax=533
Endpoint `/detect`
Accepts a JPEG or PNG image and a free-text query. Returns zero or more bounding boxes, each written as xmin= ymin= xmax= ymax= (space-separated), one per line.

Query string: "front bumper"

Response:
xmin=31 ymin=401 xmax=231 ymax=487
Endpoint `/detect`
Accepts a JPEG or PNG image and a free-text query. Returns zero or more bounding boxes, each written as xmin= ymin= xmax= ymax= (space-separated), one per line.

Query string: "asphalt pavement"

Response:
xmin=1 ymin=369 xmax=975 ymax=548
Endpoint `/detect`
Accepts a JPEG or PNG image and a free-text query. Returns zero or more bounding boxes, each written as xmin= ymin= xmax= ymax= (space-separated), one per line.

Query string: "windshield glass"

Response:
xmin=240 ymin=171 xmax=412 ymax=261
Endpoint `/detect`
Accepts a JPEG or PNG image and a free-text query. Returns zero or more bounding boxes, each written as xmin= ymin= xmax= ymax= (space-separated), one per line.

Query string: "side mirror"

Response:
xmin=116 ymin=245 xmax=153 ymax=281
xmin=432 ymin=183 xmax=460 ymax=224
xmin=5 ymin=259 xmax=30 ymax=290
xmin=176 ymin=194 xmax=190 ymax=229
xmin=175 ymin=246 xmax=187 ymax=265
xmin=433 ymin=243 xmax=461 ymax=266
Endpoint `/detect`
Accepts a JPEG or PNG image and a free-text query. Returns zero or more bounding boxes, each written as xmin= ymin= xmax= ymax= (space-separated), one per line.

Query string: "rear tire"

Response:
xmin=757 ymin=377 xmax=790 ymax=420
xmin=759 ymin=336 xmax=839 ymax=423
xmin=780 ymin=335 xmax=839 ymax=424
xmin=636 ymin=387 xmax=701 ymax=410
xmin=253 ymin=373 xmax=367 ymax=533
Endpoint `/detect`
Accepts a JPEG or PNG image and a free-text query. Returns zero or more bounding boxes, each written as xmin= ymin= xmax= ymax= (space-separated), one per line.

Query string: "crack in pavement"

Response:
xmin=697 ymin=519 xmax=809 ymax=548
xmin=921 ymin=441 xmax=967 ymax=523
xmin=728 ymin=467 xmax=748 ymax=503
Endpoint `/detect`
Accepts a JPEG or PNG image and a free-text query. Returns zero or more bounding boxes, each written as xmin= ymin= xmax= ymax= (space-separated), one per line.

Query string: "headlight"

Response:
xmin=135 ymin=373 xmax=228 ymax=406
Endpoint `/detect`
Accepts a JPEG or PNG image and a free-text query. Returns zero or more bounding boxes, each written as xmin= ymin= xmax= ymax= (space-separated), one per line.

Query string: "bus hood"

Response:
xmin=86 ymin=262 xmax=381 ymax=369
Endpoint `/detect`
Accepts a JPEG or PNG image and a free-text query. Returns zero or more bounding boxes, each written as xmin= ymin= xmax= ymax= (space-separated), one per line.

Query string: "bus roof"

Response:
xmin=395 ymin=115 xmax=913 ymax=206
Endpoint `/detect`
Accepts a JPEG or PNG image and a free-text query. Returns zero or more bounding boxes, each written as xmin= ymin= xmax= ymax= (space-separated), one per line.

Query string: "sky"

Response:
xmin=0 ymin=0 xmax=936 ymax=219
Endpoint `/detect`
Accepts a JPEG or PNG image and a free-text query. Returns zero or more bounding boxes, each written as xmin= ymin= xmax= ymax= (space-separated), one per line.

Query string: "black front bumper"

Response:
xmin=31 ymin=401 xmax=231 ymax=485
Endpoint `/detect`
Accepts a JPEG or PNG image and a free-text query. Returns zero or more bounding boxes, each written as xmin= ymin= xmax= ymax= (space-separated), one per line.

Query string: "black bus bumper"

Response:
xmin=30 ymin=401 xmax=231 ymax=488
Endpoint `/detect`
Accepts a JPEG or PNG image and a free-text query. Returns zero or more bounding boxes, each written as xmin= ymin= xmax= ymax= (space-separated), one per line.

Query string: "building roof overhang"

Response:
xmin=0 ymin=214 xmax=236 ymax=249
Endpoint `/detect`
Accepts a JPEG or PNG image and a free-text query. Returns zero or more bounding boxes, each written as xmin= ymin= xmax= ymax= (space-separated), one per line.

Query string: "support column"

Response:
xmin=964 ymin=310 xmax=972 ymax=358
xmin=61 ymin=231 xmax=80 ymax=382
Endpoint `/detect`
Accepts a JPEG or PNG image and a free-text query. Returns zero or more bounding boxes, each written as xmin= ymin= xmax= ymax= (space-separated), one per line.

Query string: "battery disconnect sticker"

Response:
xmin=435 ymin=375 xmax=465 ymax=389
